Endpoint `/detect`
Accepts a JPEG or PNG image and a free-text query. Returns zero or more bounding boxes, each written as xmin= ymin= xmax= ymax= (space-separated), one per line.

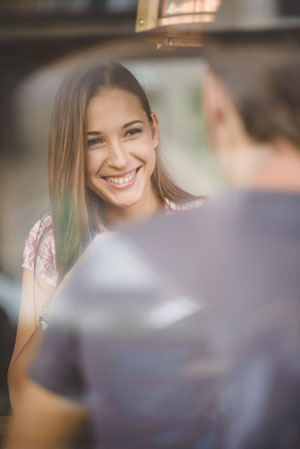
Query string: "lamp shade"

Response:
xmin=136 ymin=0 xmax=300 ymax=47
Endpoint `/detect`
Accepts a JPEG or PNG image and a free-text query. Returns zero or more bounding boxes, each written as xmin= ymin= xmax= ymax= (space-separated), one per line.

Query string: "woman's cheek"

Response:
xmin=85 ymin=152 xmax=103 ymax=176
xmin=135 ymin=137 xmax=157 ymax=161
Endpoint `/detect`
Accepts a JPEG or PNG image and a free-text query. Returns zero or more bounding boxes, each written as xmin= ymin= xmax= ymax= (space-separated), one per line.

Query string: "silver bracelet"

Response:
xmin=38 ymin=309 xmax=49 ymax=331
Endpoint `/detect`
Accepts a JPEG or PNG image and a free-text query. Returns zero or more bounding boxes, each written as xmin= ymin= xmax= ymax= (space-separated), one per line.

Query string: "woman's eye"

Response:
xmin=125 ymin=128 xmax=142 ymax=137
xmin=87 ymin=137 xmax=104 ymax=147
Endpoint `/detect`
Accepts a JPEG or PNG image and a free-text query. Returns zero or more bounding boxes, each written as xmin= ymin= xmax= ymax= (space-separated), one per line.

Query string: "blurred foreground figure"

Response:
xmin=5 ymin=29 xmax=300 ymax=449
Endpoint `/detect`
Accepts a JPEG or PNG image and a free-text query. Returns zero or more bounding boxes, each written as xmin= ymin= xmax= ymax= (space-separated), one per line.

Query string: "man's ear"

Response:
xmin=202 ymin=67 xmax=237 ymax=154
xmin=202 ymin=68 xmax=227 ymax=128
xmin=150 ymin=112 xmax=159 ymax=148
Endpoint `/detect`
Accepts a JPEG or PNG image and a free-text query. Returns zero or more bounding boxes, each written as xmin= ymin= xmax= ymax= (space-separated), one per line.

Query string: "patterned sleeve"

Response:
xmin=164 ymin=197 xmax=207 ymax=215
xmin=22 ymin=214 xmax=57 ymax=287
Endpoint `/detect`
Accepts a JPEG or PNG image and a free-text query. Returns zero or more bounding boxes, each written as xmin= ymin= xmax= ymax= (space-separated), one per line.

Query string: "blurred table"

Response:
xmin=0 ymin=415 xmax=10 ymax=439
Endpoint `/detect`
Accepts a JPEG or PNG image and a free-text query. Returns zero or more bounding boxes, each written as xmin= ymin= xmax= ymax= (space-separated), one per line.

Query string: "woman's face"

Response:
xmin=85 ymin=88 xmax=159 ymax=215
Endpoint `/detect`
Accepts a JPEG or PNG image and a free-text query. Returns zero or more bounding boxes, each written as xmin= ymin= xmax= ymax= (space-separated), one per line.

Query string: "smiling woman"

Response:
xmin=7 ymin=62 xmax=205 ymax=410
xmin=85 ymin=88 xmax=160 ymax=223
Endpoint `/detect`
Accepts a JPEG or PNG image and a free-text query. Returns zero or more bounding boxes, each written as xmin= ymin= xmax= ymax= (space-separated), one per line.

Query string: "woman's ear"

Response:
xmin=150 ymin=112 xmax=159 ymax=147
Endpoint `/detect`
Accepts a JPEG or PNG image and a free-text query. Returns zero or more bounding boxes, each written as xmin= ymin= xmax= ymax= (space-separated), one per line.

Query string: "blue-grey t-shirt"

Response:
xmin=30 ymin=189 xmax=300 ymax=449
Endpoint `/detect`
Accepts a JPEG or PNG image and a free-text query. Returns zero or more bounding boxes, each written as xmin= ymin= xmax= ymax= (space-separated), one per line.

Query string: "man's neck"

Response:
xmin=230 ymin=140 xmax=300 ymax=192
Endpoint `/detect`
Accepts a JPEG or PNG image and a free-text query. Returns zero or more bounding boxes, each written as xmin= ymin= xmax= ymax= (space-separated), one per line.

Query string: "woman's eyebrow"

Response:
xmin=86 ymin=120 xmax=144 ymax=136
xmin=123 ymin=120 xmax=143 ymax=129
xmin=86 ymin=131 xmax=101 ymax=135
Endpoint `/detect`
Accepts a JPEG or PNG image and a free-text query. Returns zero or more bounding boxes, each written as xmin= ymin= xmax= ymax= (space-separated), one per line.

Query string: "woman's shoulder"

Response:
xmin=24 ymin=211 xmax=54 ymax=255
xmin=22 ymin=212 xmax=57 ymax=286
xmin=164 ymin=197 xmax=207 ymax=214
xmin=28 ymin=212 xmax=53 ymax=237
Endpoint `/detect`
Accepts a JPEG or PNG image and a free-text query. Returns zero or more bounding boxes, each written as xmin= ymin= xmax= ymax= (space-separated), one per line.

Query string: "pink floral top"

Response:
xmin=22 ymin=198 xmax=205 ymax=287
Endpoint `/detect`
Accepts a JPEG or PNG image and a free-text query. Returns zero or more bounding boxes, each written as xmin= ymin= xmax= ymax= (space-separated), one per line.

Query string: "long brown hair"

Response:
xmin=48 ymin=62 xmax=199 ymax=281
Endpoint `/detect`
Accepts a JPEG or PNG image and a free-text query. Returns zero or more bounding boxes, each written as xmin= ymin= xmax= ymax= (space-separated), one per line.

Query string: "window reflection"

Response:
xmin=160 ymin=0 xmax=221 ymax=17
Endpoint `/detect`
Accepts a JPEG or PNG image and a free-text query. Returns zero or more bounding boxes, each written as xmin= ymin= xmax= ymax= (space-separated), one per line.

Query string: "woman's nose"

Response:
xmin=107 ymin=140 xmax=128 ymax=169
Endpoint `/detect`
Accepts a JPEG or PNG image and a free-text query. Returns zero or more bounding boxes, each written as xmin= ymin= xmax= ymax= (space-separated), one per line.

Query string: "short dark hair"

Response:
xmin=204 ymin=30 xmax=300 ymax=148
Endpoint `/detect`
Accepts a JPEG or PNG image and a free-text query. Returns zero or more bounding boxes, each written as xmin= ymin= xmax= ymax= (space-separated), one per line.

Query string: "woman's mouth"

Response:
xmin=102 ymin=167 xmax=141 ymax=189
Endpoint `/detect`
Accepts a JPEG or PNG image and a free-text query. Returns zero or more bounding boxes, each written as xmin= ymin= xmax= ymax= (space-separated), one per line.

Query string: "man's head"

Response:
xmin=202 ymin=31 xmax=300 ymax=187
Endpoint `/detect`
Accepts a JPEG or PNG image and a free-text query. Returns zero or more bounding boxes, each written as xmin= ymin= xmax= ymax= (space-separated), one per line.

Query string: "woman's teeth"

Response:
xmin=106 ymin=169 xmax=137 ymax=185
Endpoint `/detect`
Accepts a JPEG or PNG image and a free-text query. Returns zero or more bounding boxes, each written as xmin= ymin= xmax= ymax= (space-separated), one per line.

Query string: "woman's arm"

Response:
xmin=5 ymin=379 xmax=88 ymax=449
xmin=8 ymin=268 xmax=55 ymax=411
xmin=8 ymin=232 xmax=111 ymax=410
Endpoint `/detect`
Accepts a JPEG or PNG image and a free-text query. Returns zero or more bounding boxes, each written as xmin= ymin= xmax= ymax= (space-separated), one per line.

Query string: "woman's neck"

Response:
xmin=101 ymin=184 xmax=163 ymax=229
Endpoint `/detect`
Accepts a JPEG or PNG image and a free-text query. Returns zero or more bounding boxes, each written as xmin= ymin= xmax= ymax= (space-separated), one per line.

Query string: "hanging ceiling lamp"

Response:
xmin=135 ymin=0 xmax=222 ymax=47
xmin=136 ymin=0 xmax=300 ymax=48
